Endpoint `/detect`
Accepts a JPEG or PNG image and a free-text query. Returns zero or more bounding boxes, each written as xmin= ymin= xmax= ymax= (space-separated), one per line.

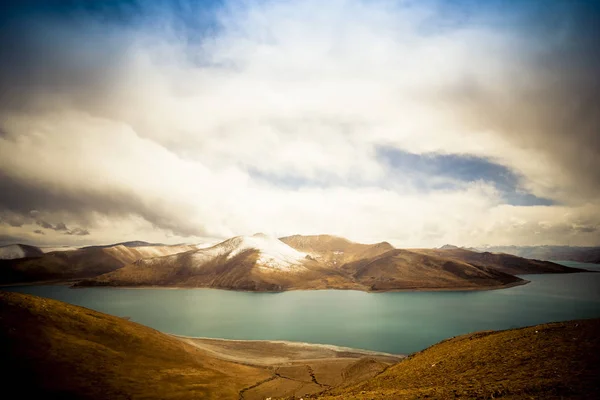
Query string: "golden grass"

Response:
xmin=0 ymin=291 xmax=269 ymax=399
xmin=314 ymin=319 xmax=600 ymax=399
xmin=3 ymin=290 xmax=598 ymax=400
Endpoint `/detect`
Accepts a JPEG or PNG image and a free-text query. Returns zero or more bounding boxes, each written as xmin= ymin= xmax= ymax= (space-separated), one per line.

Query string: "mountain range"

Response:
xmin=474 ymin=245 xmax=600 ymax=264
xmin=0 ymin=242 xmax=200 ymax=285
xmin=1 ymin=234 xmax=589 ymax=290
xmin=78 ymin=234 xmax=586 ymax=291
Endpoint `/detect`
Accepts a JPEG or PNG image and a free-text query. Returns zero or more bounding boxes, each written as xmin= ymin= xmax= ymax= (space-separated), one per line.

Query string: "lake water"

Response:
xmin=3 ymin=261 xmax=600 ymax=355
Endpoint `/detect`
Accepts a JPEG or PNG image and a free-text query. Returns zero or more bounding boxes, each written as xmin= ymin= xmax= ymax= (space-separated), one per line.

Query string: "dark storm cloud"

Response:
xmin=0 ymin=170 xmax=207 ymax=238
xmin=0 ymin=11 xmax=132 ymax=113
xmin=0 ymin=212 xmax=27 ymax=227
xmin=0 ymin=234 xmax=29 ymax=246
xmin=35 ymin=220 xmax=54 ymax=229
xmin=55 ymin=222 xmax=68 ymax=231
xmin=0 ymin=0 xmax=222 ymax=113
xmin=443 ymin=1 xmax=600 ymax=203
xmin=35 ymin=219 xmax=69 ymax=231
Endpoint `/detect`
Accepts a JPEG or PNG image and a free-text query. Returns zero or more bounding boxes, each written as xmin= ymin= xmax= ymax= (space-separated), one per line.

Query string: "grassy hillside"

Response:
xmin=314 ymin=319 xmax=600 ymax=399
xmin=1 ymin=291 xmax=598 ymax=399
xmin=0 ymin=291 xmax=400 ymax=399
xmin=0 ymin=291 xmax=269 ymax=399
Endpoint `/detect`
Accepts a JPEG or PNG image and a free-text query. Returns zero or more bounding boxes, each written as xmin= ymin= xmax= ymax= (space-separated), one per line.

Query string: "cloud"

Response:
xmin=35 ymin=220 xmax=54 ymax=230
xmin=0 ymin=0 xmax=598 ymax=247
xmin=33 ymin=229 xmax=45 ymax=235
xmin=65 ymin=228 xmax=90 ymax=236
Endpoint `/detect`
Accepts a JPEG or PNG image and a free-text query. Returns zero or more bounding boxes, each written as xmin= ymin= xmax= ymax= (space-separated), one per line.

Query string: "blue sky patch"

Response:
xmin=379 ymin=147 xmax=553 ymax=206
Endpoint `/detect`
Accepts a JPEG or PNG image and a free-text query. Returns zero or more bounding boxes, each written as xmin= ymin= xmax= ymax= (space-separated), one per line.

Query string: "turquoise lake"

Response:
xmin=3 ymin=261 xmax=600 ymax=355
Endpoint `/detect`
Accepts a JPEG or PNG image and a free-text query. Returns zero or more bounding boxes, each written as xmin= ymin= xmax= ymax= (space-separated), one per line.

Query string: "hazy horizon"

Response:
xmin=1 ymin=0 xmax=599 ymax=248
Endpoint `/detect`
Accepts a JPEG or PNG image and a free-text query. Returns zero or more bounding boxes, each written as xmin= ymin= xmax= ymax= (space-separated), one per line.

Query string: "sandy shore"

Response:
xmin=173 ymin=335 xmax=403 ymax=366
xmin=172 ymin=335 xmax=404 ymax=400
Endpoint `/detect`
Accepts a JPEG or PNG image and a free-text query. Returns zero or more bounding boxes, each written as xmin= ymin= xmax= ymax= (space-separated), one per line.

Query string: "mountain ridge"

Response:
xmin=76 ymin=234 xmax=568 ymax=292
xmin=2 ymin=234 xmax=590 ymax=289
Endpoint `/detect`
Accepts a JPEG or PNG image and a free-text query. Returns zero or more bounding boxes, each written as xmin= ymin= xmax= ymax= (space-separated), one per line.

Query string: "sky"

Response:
xmin=0 ymin=0 xmax=599 ymax=248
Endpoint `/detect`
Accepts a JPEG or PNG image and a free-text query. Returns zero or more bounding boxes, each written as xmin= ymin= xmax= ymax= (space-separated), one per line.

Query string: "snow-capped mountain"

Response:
xmin=0 ymin=244 xmax=44 ymax=260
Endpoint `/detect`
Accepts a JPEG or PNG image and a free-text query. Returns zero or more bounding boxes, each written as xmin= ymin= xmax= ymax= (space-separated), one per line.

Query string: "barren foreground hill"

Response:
xmin=0 ymin=291 xmax=269 ymax=399
xmin=1 ymin=291 xmax=598 ymax=399
xmin=0 ymin=292 xmax=398 ymax=399
xmin=315 ymin=319 xmax=600 ymax=399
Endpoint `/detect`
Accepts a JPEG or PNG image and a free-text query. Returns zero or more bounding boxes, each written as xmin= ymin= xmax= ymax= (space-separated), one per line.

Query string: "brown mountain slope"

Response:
xmin=0 ymin=244 xmax=198 ymax=285
xmin=78 ymin=237 xmax=355 ymax=291
xmin=0 ymin=291 xmax=269 ymax=399
xmin=315 ymin=318 xmax=600 ymax=399
xmin=412 ymin=247 xmax=588 ymax=275
xmin=280 ymin=234 xmax=395 ymax=266
xmin=340 ymin=249 xmax=524 ymax=291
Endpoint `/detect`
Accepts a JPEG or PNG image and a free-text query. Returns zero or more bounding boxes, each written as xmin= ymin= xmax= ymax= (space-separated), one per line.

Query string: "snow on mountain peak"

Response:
xmin=0 ymin=244 xmax=26 ymax=260
xmin=0 ymin=244 xmax=44 ymax=260
xmin=191 ymin=234 xmax=308 ymax=272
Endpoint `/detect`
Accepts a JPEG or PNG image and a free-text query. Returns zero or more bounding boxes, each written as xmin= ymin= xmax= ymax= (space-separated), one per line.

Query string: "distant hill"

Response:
xmin=439 ymin=244 xmax=460 ymax=250
xmin=413 ymin=247 xmax=586 ymax=275
xmin=0 ymin=243 xmax=199 ymax=285
xmin=80 ymin=234 xmax=527 ymax=291
xmin=80 ymin=240 xmax=165 ymax=249
xmin=476 ymin=245 xmax=600 ymax=264
xmin=280 ymin=234 xmax=394 ymax=265
xmin=0 ymin=244 xmax=44 ymax=260
xmin=338 ymin=248 xmax=524 ymax=291
xmin=316 ymin=318 xmax=600 ymax=399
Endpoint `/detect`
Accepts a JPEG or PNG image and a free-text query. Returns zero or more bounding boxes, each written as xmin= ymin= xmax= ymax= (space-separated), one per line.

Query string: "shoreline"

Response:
xmin=66 ymin=279 xmax=531 ymax=293
xmin=0 ymin=279 xmax=78 ymax=288
xmin=172 ymin=334 xmax=404 ymax=358
xmin=170 ymin=334 xmax=404 ymax=367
